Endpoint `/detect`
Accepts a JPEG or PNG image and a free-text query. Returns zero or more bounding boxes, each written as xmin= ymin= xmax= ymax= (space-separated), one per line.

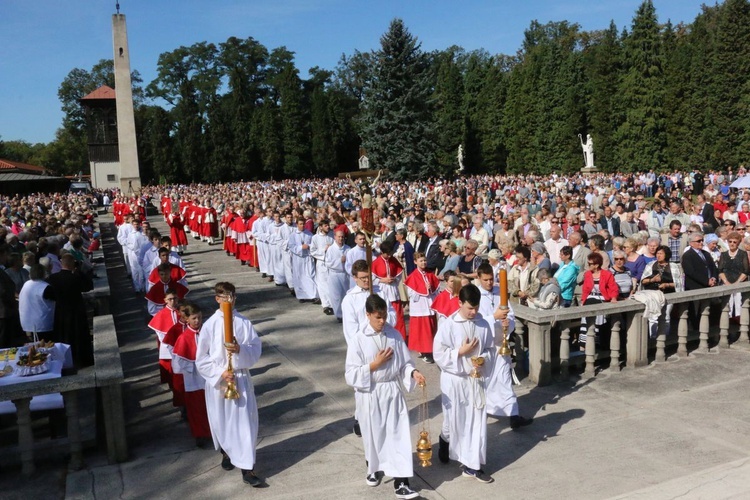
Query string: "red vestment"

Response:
xmin=371 ymin=256 xmax=406 ymax=338
xmin=168 ymin=213 xmax=189 ymax=246
xmin=148 ymin=263 xmax=187 ymax=286
xmin=404 ymin=269 xmax=440 ymax=353
xmin=430 ymin=290 xmax=460 ymax=319
xmin=173 ymin=327 xmax=210 ymax=438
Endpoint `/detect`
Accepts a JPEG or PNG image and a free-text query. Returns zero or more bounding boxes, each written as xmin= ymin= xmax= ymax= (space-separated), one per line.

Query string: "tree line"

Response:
xmin=1 ymin=0 xmax=749 ymax=182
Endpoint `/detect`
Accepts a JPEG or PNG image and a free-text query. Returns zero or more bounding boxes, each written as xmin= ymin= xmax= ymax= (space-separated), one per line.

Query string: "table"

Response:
xmin=0 ymin=344 xmax=72 ymax=415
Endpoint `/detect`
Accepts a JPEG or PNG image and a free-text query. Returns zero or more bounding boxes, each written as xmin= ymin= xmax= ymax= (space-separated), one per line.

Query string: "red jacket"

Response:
xmin=581 ymin=269 xmax=619 ymax=304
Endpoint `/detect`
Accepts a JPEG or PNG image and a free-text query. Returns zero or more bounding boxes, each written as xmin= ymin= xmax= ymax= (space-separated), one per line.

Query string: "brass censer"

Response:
xmin=415 ymin=381 xmax=432 ymax=467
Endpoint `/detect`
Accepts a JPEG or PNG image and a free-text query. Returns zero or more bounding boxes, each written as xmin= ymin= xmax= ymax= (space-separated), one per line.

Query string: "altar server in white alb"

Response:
xmin=345 ymin=294 xmax=424 ymax=500
xmin=195 ymin=282 xmax=265 ymax=487
xmin=475 ymin=263 xmax=532 ymax=429
xmin=433 ymin=284 xmax=494 ymax=483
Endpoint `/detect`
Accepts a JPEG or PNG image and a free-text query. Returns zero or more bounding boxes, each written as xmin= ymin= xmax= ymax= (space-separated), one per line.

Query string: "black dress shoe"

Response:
xmin=438 ymin=435 xmax=449 ymax=463
xmin=510 ymin=415 xmax=533 ymax=430
xmin=242 ymin=469 xmax=263 ymax=487
xmin=312 ymin=298 xmax=321 ymax=305
xmin=353 ymin=421 xmax=362 ymax=437
xmin=221 ymin=453 xmax=234 ymax=471
xmin=262 ymin=273 xmax=267 ymax=278
xmin=323 ymin=308 xmax=334 ymax=315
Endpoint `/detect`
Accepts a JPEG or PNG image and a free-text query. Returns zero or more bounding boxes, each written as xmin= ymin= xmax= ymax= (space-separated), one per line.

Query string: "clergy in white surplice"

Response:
xmin=325 ymin=230 xmax=350 ymax=320
xmin=195 ymin=283 xmax=263 ymax=481
xmin=288 ymin=219 xmax=317 ymax=301
xmin=310 ymin=220 xmax=334 ymax=314
xmin=267 ymin=212 xmax=287 ymax=286
xmin=345 ymin=294 xmax=425 ymax=497
xmin=475 ymin=264 xmax=519 ymax=418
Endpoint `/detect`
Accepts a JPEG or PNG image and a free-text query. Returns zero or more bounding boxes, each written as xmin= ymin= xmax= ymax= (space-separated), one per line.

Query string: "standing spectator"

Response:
xmin=640 ymin=246 xmax=684 ymax=338
xmin=579 ymin=252 xmax=619 ymax=346
xmin=46 ymin=253 xmax=94 ymax=367
xmin=18 ymin=263 xmax=55 ymax=340
xmin=554 ymin=246 xmax=579 ymax=308
xmin=717 ymin=232 xmax=749 ymax=319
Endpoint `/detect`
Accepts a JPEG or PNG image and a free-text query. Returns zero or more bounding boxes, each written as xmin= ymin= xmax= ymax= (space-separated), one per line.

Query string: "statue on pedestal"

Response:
xmin=578 ymin=134 xmax=595 ymax=170
xmin=457 ymin=144 xmax=465 ymax=172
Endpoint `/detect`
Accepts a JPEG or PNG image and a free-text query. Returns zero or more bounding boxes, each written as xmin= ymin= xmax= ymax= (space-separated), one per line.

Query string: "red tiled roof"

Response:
xmin=81 ymin=85 xmax=116 ymax=100
xmin=0 ymin=159 xmax=47 ymax=173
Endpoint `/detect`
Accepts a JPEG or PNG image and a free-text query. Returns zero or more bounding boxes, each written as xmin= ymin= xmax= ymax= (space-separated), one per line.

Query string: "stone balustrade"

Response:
xmin=513 ymin=281 xmax=750 ymax=386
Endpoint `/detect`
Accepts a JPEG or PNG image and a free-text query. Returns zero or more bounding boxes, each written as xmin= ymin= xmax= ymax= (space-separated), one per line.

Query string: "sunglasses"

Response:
xmin=694 ymin=239 xmax=704 ymax=243
xmin=614 ymin=257 xmax=626 ymax=261
xmin=551 ymin=220 xmax=559 ymax=224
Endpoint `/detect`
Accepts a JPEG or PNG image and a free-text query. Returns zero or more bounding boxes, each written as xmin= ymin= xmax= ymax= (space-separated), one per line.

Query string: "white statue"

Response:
xmin=579 ymin=134 xmax=595 ymax=169
xmin=457 ymin=144 xmax=465 ymax=172
xmin=358 ymin=155 xmax=369 ymax=170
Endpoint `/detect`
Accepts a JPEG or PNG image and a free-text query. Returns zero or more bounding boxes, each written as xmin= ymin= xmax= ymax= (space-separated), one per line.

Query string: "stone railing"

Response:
xmin=0 ymin=314 xmax=126 ymax=476
xmin=513 ymin=281 xmax=750 ymax=386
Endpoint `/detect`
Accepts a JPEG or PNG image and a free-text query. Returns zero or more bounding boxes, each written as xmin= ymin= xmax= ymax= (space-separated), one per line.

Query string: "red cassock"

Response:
xmin=168 ymin=213 xmax=189 ymax=246
xmin=163 ymin=322 xmax=187 ymax=408
xmin=222 ymin=211 xmax=237 ymax=254
xmin=201 ymin=207 xmax=219 ymax=238
xmin=148 ymin=263 xmax=187 ymax=286
xmin=187 ymin=203 xmax=200 ymax=233
xmin=148 ymin=306 xmax=179 ymax=385
xmin=371 ymin=256 xmax=406 ymax=339
xmin=113 ymin=201 xmax=124 ymax=226
xmin=231 ymin=215 xmax=249 ymax=262
xmin=161 ymin=196 xmax=171 ymax=221
xmin=172 ymin=327 xmax=211 ymax=438
xmin=430 ymin=290 xmax=461 ymax=319
xmin=404 ymin=269 xmax=440 ymax=353
xmin=246 ymin=214 xmax=259 ymax=267
xmin=145 ymin=280 xmax=189 ymax=308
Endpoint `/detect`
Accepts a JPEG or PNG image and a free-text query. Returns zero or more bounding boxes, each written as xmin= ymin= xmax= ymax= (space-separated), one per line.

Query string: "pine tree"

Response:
xmin=614 ymin=0 xmax=667 ymax=171
xmin=360 ymin=19 xmax=436 ymax=180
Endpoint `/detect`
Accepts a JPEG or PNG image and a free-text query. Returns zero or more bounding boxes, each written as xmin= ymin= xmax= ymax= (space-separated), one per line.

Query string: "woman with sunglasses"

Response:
xmin=579 ymin=252 xmax=619 ymax=348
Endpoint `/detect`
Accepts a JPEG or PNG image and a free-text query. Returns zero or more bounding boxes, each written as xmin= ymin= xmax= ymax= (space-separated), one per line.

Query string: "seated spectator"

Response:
xmin=508 ymin=245 xmax=540 ymax=306
xmin=610 ymin=250 xmax=637 ymax=300
xmin=528 ymin=269 xmax=560 ymax=310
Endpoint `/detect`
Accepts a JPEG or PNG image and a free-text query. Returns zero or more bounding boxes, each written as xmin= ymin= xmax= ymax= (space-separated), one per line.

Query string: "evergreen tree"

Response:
xmin=614 ymin=0 xmax=667 ymax=170
xmin=360 ymin=19 xmax=436 ymax=179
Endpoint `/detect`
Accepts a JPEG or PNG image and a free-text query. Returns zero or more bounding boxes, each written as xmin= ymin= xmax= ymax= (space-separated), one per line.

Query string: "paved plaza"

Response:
xmin=49 ymin=214 xmax=750 ymax=499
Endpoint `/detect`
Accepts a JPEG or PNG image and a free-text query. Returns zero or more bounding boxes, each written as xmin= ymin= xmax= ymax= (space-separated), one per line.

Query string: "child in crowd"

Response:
xmin=405 ymin=252 xmax=440 ymax=363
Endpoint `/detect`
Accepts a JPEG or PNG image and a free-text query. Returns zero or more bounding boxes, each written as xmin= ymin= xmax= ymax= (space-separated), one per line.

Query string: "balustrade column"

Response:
xmin=719 ymin=297 xmax=730 ymax=349
xmin=526 ymin=322 xmax=551 ymax=386
xmin=584 ymin=317 xmax=597 ymax=377
xmin=610 ymin=315 xmax=621 ymax=371
xmin=559 ymin=323 xmax=570 ymax=381
xmin=15 ymin=397 xmax=34 ymax=477
xmin=64 ymin=390 xmax=84 ymax=471
xmin=626 ymin=312 xmax=647 ymax=368
xmin=698 ymin=299 xmax=711 ymax=353
xmin=655 ymin=306 xmax=667 ymax=362
xmin=740 ymin=294 xmax=750 ymax=343
xmin=678 ymin=305 xmax=689 ymax=357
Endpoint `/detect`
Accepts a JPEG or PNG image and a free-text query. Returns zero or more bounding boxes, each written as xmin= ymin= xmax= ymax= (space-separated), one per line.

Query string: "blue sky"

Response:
xmin=1 ymin=0 xmax=714 ymax=145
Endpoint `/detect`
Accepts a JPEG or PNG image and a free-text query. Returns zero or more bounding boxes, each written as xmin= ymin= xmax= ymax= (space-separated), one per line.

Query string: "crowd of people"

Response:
xmin=106 ymin=167 xmax=741 ymax=496
xmin=0 ymin=191 xmax=99 ymax=367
